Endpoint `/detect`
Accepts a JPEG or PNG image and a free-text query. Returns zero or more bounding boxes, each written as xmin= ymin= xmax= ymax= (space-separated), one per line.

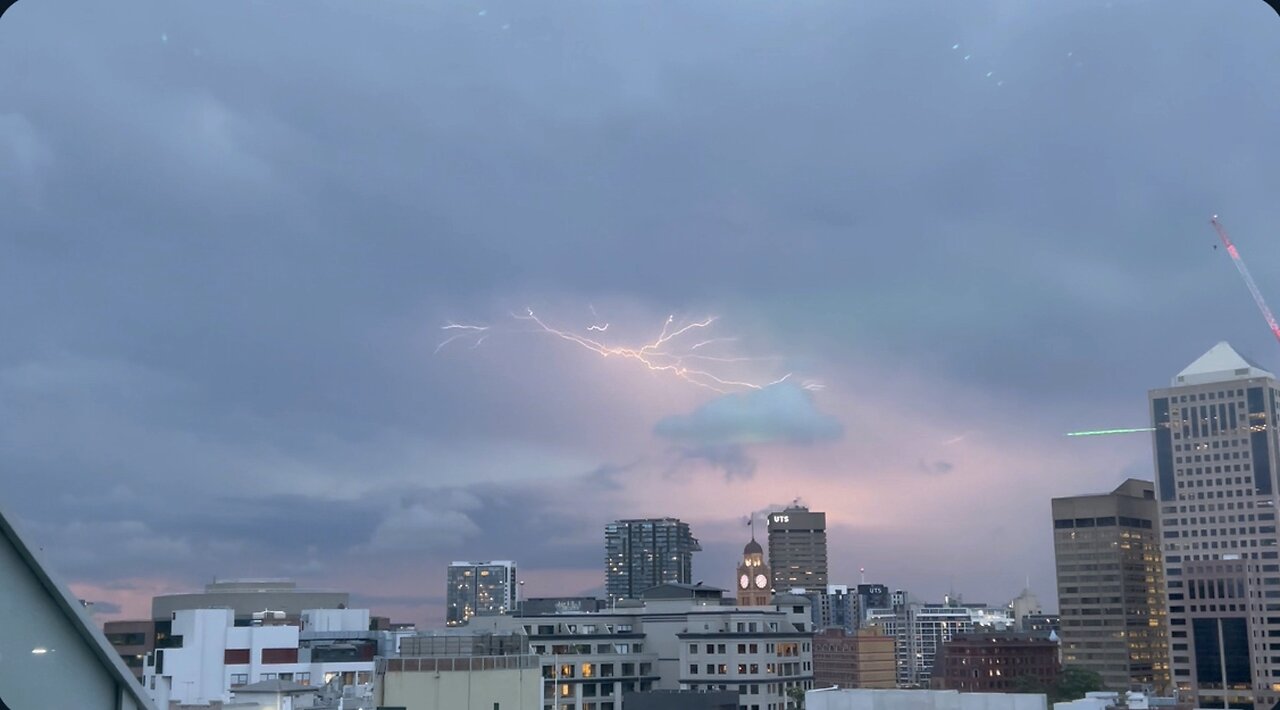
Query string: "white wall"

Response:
xmin=377 ymin=667 xmax=540 ymax=710
xmin=807 ymin=688 xmax=1048 ymax=710
xmin=302 ymin=608 xmax=370 ymax=632
xmin=145 ymin=608 xmax=374 ymax=706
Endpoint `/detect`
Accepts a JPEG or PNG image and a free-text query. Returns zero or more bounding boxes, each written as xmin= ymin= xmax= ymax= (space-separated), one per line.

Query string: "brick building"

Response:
xmin=932 ymin=634 xmax=1060 ymax=693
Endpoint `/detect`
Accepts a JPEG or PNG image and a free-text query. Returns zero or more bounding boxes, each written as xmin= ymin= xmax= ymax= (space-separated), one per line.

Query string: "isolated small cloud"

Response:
xmin=654 ymin=382 xmax=843 ymax=446
xmin=917 ymin=459 xmax=955 ymax=476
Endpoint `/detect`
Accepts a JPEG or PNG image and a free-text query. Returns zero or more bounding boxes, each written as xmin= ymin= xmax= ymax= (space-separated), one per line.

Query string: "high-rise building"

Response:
xmin=1052 ymin=479 xmax=1167 ymax=693
xmin=768 ymin=505 xmax=828 ymax=591
xmin=1149 ymin=341 xmax=1280 ymax=709
xmin=446 ymin=561 xmax=517 ymax=626
xmin=605 ymin=518 xmax=701 ymax=604
xmin=736 ymin=533 xmax=772 ymax=607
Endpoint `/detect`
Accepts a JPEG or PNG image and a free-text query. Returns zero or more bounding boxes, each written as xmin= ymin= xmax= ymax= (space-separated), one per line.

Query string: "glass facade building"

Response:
xmin=604 ymin=519 xmax=700 ymax=604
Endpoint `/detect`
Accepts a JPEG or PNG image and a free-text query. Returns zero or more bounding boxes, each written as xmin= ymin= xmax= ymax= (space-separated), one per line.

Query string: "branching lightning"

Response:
xmin=437 ymin=308 xmax=817 ymax=393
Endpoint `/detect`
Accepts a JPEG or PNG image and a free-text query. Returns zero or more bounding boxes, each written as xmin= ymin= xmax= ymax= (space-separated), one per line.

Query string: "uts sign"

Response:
xmin=772 ymin=515 xmax=789 ymax=523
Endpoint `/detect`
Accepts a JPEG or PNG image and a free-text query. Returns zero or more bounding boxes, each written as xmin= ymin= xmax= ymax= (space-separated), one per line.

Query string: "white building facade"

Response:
xmin=473 ymin=584 xmax=815 ymax=710
xmin=144 ymin=608 xmax=376 ymax=707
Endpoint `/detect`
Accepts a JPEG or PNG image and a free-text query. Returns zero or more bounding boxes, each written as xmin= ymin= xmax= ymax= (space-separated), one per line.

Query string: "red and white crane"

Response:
xmin=1211 ymin=215 xmax=1280 ymax=346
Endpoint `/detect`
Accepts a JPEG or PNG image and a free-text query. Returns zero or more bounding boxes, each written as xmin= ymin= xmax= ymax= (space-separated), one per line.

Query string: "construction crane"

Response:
xmin=1211 ymin=215 xmax=1280 ymax=346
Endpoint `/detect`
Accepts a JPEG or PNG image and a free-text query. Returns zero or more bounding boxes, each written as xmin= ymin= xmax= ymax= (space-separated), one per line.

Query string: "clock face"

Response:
xmin=755 ymin=574 xmax=769 ymax=589
xmin=740 ymin=574 xmax=750 ymax=589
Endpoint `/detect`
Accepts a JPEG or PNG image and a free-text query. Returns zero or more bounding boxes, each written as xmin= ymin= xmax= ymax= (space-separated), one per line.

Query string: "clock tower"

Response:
xmin=736 ymin=526 xmax=772 ymax=607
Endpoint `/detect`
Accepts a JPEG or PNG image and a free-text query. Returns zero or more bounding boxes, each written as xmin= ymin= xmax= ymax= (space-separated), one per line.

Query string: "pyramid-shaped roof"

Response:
xmin=1174 ymin=341 xmax=1274 ymax=386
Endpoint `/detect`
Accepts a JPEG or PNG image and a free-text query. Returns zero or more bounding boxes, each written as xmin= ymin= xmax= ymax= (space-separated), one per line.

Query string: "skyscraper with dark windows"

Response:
xmin=1150 ymin=342 xmax=1280 ymax=709
xmin=604 ymin=518 xmax=700 ymax=604
xmin=767 ymin=505 xmax=828 ymax=592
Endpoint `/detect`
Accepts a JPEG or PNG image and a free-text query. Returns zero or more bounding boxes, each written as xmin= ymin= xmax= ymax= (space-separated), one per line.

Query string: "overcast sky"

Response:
xmin=4 ymin=0 xmax=1280 ymax=625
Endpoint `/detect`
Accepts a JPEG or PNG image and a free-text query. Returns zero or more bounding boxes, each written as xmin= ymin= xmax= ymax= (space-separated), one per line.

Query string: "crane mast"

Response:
xmin=1211 ymin=215 xmax=1280 ymax=346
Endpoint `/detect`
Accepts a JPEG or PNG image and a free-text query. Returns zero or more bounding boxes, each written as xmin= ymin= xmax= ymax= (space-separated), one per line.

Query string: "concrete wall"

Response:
xmin=807 ymin=688 xmax=1048 ymax=710
xmin=377 ymin=666 xmax=541 ymax=710
xmin=301 ymin=608 xmax=369 ymax=632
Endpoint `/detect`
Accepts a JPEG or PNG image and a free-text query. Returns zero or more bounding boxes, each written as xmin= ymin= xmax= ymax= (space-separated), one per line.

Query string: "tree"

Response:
xmin=1012 ymin=674 xmax=1050 ymax=696
xmin=787 ymin=685 xmax=806 ymax=709
xmin=1050 ymin=667 xmax=1106 ymax=704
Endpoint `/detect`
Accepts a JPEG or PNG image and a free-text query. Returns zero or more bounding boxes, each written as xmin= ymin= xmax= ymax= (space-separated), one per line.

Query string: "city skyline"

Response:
xmin=6 ymin=0 xmax=1280 ymax=631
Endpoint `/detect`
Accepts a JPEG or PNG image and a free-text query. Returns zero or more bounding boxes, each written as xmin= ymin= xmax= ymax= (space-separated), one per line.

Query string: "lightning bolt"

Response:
xmin=437 ymin=308 xmax=808 ymax=394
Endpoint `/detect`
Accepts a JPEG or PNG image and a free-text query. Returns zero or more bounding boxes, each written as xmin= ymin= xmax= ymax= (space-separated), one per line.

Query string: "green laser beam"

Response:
xmin=1065 ymin=427 xmax=1156 ymax=437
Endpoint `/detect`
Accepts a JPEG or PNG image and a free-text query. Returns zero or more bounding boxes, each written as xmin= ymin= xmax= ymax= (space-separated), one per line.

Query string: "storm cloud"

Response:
xmin=3 ymin=0 xmax=1280 ymax=625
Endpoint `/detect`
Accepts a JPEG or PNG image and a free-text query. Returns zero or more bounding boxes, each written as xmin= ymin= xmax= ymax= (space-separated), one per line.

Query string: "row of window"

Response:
xmin=526 ymin=623 xmax=633 ymax=636
xmin=690 ymin=641 xmax=808 ymax=655
xmin=230 ymin=671 xmax=314 ymax=686
xmin=540 ymin=661 xmax=651 ymax=679
xmin=545 ymin=680 xmax=652 ymax=698
xmin=1165 ymin=526 xmax=1275 ymax=538
xmin=531 ymin=643 xmax=642 ymax=655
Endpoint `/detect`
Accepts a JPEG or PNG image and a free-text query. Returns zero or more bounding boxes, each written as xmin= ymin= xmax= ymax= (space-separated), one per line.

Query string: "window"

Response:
xmin=230 ymin=673 xmax=248 ymax=686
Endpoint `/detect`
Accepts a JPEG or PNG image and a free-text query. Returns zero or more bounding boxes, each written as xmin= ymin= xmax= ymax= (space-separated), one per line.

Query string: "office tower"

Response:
xmin=767 ymin=504 xmax=828 ymax=591
xmin=855 ymin=583 xmax=892 ymax=629
xmin=446 ymin=560 xmax=517 ymax=626
xmin=1052 ymin=479 xmax=1167 ymax=692
xmin=1150 ymin=342 xmax=1280 ymax=709
xmin=736 ymin=533 xmax=772 ymax=607
xmin=605 ymin=518 xmax=701 ymax=604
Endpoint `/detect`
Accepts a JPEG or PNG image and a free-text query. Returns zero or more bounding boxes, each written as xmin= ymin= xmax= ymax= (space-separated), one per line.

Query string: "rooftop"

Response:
xmin=1173 ymin=341 xmax=1273 ymax=386
xmin=233 ymin=679 xmax=318 ymax=694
